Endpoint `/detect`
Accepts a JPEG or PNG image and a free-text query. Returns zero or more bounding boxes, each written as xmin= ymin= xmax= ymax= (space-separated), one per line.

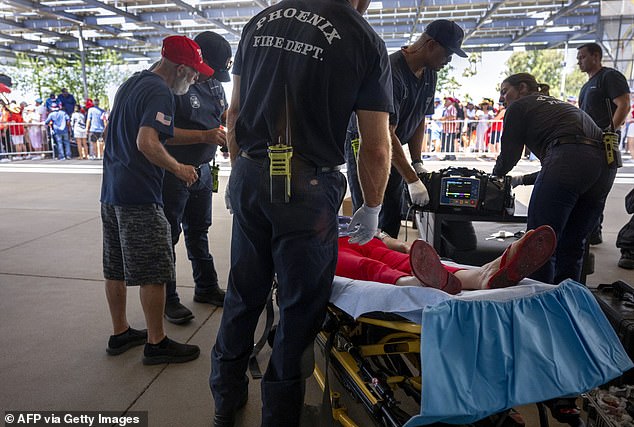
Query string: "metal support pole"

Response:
xmin=78 ymin=25 xmax=89 ymax=102
xmin=560 ymin=41 xmax=568 ymax=100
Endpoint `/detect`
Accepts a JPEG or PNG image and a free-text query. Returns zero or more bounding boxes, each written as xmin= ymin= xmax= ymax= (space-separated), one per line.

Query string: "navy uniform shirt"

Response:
xmin=492 ymin=94 xmax=603 ymax=176
xmin=579 ymin=67 xmax=630 ymax=130
xmin=233 ymin=0 xmax=393 ymax=166
xmin=167 ymin=78 xmax=227 ymax=165
xmin=100 ymin=70 xmax=175 ymax=206
xmin=389 ymin=49 xmax=437 ymax=144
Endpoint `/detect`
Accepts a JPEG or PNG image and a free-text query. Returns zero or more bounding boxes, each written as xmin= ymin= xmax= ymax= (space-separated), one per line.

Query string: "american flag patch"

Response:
xmin=155 ymin=111 xmax=172 ymax=126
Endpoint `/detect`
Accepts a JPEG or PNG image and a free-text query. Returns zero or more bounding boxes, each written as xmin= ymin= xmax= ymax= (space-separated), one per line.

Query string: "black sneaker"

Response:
xmin=142 ymin=337 xmax=200 ymax=365
xmin=619 ymin=252 xmax=634 ymax=270
xmin=106 ymin=327 xmax=147 ymax=355
xmin=164 ymin=301 xmax=194 ymax=324
xmin=194 ymin=287 xmax=226 ymax=307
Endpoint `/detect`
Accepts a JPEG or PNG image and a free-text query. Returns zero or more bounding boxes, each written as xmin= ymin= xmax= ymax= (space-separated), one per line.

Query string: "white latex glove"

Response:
xmin=510 ymin=176 xmax=523 ymax=188
xmin=347 ymin=204 xmax=381 ymax=245
xmin=412 ymin=162 xmax=427 ymax=175
xmin=407 ymin=179 xmax=430 ymax=207
xmin=224 ymin=183 xmax=233 ymax=214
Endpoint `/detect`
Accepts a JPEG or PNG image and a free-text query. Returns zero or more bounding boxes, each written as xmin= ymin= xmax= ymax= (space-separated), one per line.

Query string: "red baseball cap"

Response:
xmin=161 ymin=35 xmax=215 ymax=79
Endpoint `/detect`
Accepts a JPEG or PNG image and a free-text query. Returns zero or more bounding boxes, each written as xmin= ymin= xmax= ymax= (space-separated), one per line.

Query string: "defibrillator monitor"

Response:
xmin=439 ymin=177 xmax=480 ymax=208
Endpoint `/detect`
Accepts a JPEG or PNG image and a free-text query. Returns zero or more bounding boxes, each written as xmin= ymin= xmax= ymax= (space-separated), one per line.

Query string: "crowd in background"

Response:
xmin=0 ymin=86 xmax=633 ymax=164
xmin=424 ymin=96 xmax=506 ymax=160
xmin=0 ymin=88 xmax=109 ymax=162
xmin=424 ymin=93 xmax=634 ymax=162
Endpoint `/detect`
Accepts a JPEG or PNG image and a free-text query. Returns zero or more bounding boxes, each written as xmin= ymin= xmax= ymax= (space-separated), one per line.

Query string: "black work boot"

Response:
xmin=618 ymin=251 xmax=634 ymax=269
xmin=193 ymin=286 xmax=226 ymax=307
xmin=164 ymin=301 xmax=194 ymax=324
xmin=213 ymin=392 xmax=248 ymax=427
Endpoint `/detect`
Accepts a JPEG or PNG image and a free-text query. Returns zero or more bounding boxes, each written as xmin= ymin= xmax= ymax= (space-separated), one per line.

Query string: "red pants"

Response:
xmin=337 ymin=237 xmax=460 ymax=284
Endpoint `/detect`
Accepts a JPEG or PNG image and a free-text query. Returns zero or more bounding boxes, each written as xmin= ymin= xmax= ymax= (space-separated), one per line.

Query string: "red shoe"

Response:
xmin=487 ymin=225 xmax=557 ymax=289
xmin=409 ymin=239 xmax=462 ymax=295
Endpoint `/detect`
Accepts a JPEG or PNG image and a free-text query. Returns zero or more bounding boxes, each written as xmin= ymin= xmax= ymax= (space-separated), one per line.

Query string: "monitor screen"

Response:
xmin=445 ymin=179 xmax=473 ymax=199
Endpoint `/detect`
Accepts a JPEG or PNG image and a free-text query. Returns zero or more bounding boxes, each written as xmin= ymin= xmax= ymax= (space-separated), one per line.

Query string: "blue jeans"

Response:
xmin=162 ymin=164 xmax=218 ymax=302
xmin=527 ymin=143 xmax=616 ymax=283
xmin=210 ymin=155 xmax=346 ymax=427
xmin=54 ymin=133 xmax=71 ymax=159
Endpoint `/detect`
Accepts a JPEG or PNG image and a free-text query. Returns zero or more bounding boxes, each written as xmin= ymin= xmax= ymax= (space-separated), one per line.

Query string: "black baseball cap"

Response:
xmin=424 ymin=19 xmax=467 ymax=58
xmin=194 ymin=31 xmax=233 ymax=82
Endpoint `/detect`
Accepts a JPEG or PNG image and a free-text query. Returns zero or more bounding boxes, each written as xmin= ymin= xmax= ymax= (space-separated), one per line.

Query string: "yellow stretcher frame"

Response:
xmin=312 ymin=304 xmax=536 ymax=427
xmin=312 ymin=304 xmax=422 ymax=427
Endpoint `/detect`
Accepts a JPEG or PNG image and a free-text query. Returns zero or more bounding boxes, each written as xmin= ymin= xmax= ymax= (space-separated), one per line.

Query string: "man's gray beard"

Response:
xmin=172 ymin=77 xmax=191 ymax=96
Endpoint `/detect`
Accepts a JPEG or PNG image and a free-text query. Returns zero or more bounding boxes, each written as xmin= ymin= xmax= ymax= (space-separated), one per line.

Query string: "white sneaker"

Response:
xmin=0 ymin=157 xmax=10 ymax=163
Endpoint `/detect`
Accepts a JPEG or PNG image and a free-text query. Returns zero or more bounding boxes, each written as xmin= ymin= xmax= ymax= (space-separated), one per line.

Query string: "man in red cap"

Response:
xmin=100 ymin=35 xmax=215 ymax=365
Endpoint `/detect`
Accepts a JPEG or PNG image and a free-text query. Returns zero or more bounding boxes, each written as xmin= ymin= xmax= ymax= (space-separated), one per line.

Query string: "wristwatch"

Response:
xmin=377 ymin=231 xmax=389 ymax=240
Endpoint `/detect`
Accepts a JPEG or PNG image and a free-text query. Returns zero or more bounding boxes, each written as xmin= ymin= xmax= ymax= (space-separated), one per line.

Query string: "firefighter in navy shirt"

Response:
xmin=345 ymin=19 xmax=467 ymax=238
xmin=161 ymin=31 xmax=231 ymax=324
xmin=210 ymin=1 xmax=392 ymax=426
xmin=577 ymin=42 xmax=631 ymax=245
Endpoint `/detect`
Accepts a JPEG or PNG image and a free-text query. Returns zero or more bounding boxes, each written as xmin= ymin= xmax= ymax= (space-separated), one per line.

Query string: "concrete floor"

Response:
xmin=0 ymin=157 xmax=632 ymax=427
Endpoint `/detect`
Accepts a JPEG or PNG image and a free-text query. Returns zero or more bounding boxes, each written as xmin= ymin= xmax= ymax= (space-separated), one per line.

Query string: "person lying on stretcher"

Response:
xmin=337 ymin=216 xmax=556 ymax=295
xmin=338 ymin=218 xmax=589 ymax=425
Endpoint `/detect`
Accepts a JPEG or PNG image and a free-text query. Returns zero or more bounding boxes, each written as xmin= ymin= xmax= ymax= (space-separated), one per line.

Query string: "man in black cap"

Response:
xmin=346 ymin=19 xmax=467 ymax=238
xmin=161 ymin=31 xmax=231 ymax=324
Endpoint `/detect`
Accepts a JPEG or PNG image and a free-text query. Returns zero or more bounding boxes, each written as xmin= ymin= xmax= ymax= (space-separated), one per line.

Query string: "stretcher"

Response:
xmin=309 ymin=275 xmax=634 ymax=427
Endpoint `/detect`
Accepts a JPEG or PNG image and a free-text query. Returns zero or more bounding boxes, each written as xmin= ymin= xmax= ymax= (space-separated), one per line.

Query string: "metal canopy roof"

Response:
xmin=0 ymin=0 xmax=606 ymax=64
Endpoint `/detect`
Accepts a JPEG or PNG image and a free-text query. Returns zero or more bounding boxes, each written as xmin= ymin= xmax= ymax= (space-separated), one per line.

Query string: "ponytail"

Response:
xmin=503 ymin=73 xmax=549 ymax=95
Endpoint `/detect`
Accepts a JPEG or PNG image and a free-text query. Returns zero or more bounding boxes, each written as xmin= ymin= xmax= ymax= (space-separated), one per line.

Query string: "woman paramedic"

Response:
xmin=492 ymin=72 xmax=616 ymax=286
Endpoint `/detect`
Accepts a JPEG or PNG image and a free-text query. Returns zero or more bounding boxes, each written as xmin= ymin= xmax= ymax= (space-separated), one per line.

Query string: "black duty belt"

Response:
xmin=552 ymin=136 xmax=602 ymax=148
xmin=239 ymin=150 xmax=341 ymax=173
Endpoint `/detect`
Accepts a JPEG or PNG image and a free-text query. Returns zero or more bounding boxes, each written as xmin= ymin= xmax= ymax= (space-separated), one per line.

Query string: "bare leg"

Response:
xmin=139 ymin=284 xmax=166 ymax=344
xmin=454 ymin=264 xmax=497 ymax=290
xmin=105 ymin=279 xmax=129 ymax=335
xmin=394 ymin=276 xmax=421 ymax=287
xmin=408 ymin=225 xmax=556 ymax=292
xmin=456 ymin=225 xmax=556 ymax=289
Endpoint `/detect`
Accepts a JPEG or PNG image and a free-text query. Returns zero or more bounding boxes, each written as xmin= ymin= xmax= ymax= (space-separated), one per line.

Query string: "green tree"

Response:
xmin=462 ymin=52 xmax=482 ymax=78
xmin=504 ymin=50 xmax=566 ymax=96
xmin=3 ymin=50 xmax=125 ymax=108
xmin=564 ymin=68 xmax=587 ymax=99
xmin=437 ymin=64 xmax=461 ymax=96
xmin=504 ymin=49 xmax=589 ymax=100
